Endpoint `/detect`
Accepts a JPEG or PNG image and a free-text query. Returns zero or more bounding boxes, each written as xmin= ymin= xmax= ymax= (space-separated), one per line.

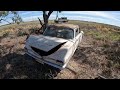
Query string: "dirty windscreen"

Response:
xmin=43 ymin=26 xmax=74 ymax=39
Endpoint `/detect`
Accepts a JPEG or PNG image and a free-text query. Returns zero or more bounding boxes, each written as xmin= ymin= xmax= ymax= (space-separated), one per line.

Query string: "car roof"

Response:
xmin=48 ymin=23 xmax=79 ymax=29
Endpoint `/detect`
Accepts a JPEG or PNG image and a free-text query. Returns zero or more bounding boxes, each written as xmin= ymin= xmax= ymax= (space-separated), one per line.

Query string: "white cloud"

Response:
xmin=23 ymin=15 xmax=56 ymax=21
xmin=87 ymin=11 xmax=120 ymax=21
xmin=66 ymin=15 xmax=106 ymax=22
xmin=23 ymin=15 xmax=42 ymax=21
xmin=19 ymin=11 xmax=42 ymax=16
xmin=1 ymin=11 xmax=120 ymax=27
xmin=20 ymin=12 xmax=33 ymax=15
xmin=21 ymin=13 xmax=120 ymax=27
xmin=62 ymin=11 xmax=120 ymax=21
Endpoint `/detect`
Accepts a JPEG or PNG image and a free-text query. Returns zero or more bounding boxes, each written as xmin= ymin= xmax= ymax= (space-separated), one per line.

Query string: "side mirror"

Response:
xmin=80 ymin=31 xmax=84 ymax=34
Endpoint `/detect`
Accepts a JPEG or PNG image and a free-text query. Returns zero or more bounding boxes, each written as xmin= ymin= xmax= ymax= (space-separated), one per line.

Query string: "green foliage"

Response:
xmin=107 ymin=31 xmax=120 ymax=41
xmin=12 ymin=13 xmax=23 ymax=24
xmin=29 ymin=27 xmax=40 ymax=34
xmin=29 ymin=29 xmax=36 ymax=34
xmin=103 ymin=44 xmax=110 ymax=48
xmin=17 ymin=31 xmax=28 ymax=36
xmin=0 ymin=11 xmax=22 ymax=24
xmin=0 ymin=11 xmax=9 ymax=23
xmin=86 ymin=30 xmax=120 ymax=41
xmin=2 ymin=31 xmax=9 ymax=38
xmin=0 ymin=11 xmax=9 ymax=17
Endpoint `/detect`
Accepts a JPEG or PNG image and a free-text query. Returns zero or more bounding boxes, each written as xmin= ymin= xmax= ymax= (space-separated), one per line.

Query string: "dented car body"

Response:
xmin=25 ymin=24 xmax=84 ymax=69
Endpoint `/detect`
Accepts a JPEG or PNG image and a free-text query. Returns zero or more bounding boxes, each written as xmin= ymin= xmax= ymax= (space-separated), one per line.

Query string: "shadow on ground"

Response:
xmin=0 ymin=52 xmax=60 ymax=79
xmin=73 ymin=46 xmax=100 ymax=69
xmin=103 ymin=39 xmax=120 ymax=68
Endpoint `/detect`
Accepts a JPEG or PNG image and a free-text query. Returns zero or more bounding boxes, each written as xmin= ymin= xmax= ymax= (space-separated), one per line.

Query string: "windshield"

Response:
xmin=43 ymin=26 xmax=74 ymax=39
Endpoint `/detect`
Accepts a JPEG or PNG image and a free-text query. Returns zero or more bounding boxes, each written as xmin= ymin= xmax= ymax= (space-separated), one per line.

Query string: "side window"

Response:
xmin=75 ymin=28 xmax=79 ymax=37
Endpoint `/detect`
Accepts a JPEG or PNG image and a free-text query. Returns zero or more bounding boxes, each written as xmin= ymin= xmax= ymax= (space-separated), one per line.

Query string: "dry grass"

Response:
xmin=0 ymin=20 xmax=120 ymax=79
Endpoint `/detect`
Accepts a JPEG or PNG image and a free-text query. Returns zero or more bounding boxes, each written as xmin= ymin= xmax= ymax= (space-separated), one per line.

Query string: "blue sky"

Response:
xmin=1 ymin=11 xmax=120 ymax=27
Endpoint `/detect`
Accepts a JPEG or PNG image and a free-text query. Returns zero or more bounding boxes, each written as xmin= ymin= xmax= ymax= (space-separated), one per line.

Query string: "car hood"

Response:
xmin=26 ymin=35 xmax=68 ymax=52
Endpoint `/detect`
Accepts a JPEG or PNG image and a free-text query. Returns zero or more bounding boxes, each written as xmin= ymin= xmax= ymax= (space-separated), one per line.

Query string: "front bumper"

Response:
xmin=25 ymin=50 xmax=67 ymax=70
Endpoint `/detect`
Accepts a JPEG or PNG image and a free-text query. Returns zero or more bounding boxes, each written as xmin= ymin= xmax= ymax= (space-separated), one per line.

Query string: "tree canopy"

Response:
xmin=0 ymin=11 xmax=61 ymax=34
xmin=0 ymin=11 xmax=22 ymax=24
xmin=38 ymin=11 xmax=61 ymax=33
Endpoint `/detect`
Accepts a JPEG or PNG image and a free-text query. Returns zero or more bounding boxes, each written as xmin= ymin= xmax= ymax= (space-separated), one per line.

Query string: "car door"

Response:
xmin=73 ymin=28 xmax=81 ymax=52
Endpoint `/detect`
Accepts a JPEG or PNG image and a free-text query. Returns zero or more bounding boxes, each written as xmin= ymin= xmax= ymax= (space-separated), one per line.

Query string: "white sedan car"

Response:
xmin=25 ymin=24 xmax=84 ymax=69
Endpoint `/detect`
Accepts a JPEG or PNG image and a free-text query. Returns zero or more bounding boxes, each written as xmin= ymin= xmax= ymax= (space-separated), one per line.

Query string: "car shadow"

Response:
xmin=73 ymin=46 xmax=99 ymax=69
xmin=103 ymin=39 xmax=120 ymax=67
xmin=0 ymin=52 xmax=61 ymax=79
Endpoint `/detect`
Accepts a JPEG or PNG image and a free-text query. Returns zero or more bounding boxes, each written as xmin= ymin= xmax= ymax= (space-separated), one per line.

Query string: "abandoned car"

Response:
xmin=25 ymin=24 xmax=84 ymax=69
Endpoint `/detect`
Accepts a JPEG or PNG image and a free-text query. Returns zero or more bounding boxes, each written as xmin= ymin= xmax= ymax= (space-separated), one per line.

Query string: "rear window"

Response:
xmin=43 ymin=26 xmax=74 ymax=39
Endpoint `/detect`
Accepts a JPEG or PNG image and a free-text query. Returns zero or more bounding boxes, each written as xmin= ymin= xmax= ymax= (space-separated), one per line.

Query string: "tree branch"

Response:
xmin=0 ymin=18 xmax=11 ymax=24
xmin=47 ymin=11 xmax=53 ymax=19
xmin=0 ymin=18 xmax=3 ymax=22
xmin=38 ymin=17 xmax=43 ymax=26
xmin=43 ymin=11 xmax=47 ymax=22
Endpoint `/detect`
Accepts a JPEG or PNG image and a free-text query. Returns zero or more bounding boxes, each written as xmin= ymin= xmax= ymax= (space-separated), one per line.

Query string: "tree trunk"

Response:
xmin=38 ymin=17 xmax=43 ymax=26
xmin=0 ymin=19 xmax=11 ymax=24
xmin=56 ymin=11 xmax=58 ymax=20
xmin=38 ymin=11 xmax=53 ymax=34
xmin=42 ymin=11 xmax=48 ymax=32
xmin=42 ymin=11 xmax=53 ymax=33
xmin=43 ymin=18 xmax=48 ymax=32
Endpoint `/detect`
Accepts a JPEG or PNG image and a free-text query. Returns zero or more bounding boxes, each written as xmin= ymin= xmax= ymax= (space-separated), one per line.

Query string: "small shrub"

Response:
xmin=103 ymin=44 xmax=110 ymax=48
xmin=2 ymin=32 xmax=9 ymax=38
xmin=108 ymin=32 xmax=120 ymax=41
xmin=29 ymin=27 xmax=40 ymax=34
xmin=17 ymin=31 xmax=28 ymax=36
xmin=113 ymin=62 xmax=120 ymax=69
xmin=29 ymin=29 xmax=35 ymax=34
